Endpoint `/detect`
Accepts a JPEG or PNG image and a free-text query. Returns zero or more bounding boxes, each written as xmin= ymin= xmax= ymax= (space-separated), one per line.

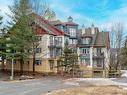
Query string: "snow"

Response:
xmin=64 ymin=78 xmax=127 ymax=90
xmin=121 ymin=70 xmax=127 ymax=78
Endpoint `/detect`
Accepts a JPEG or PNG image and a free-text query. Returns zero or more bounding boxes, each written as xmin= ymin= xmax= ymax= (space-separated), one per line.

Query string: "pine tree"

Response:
xmin=59 ymin=41 xmax=79 ymax=76
xmin=6 ymin=0 xmax=37 ymax=75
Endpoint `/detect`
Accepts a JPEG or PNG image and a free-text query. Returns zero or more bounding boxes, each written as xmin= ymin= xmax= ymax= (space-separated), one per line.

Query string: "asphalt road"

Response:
xmin=0 ymin=77 xmax=127 ymax=95
xmin=0 ymin=77 xmax=92 ymax=95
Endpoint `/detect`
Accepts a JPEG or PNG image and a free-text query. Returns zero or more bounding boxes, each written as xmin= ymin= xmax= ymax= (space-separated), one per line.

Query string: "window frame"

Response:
xmin=69 ymin=28 xmax=76 ymax=37
xmin=36 ymin=48 xmax=42 ymax=53
xmin=35 ymin=60 xmax=42 ymax=65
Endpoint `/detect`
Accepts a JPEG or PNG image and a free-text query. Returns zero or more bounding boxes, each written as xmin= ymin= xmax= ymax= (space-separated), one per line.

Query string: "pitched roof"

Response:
xmin=80 ymin=27 xmax=99 ymax=37
xmin=50 ymin=19 xmax=78 ymax=26
xmin=94 ymin=32 xmax=110 ymax=48
xmin=49 ymin=20 xmax=63 ymax=25
xmin=31 ymin=13 xmax=65 ymax=36
xmin=63 ymin=22 xmax=78 ymax=26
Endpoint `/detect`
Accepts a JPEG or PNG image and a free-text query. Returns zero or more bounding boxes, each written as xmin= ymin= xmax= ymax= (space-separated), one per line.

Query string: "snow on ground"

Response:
xmin=64 ymin=78 xmax=127 ymax=90
xmin=121 ymin=70 xmax=127 ymax=78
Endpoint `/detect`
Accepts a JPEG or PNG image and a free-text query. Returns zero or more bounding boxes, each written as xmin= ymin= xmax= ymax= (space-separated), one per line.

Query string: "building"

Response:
xmin=5 ymin=13 xmax=110 ymax=77
xmin=50 ymin=16 xmax=79 ymax=52
xmin=6 ymin=13 xmax=70 ymax=73
xmin=79 ymin=25 xmax=110 ymax=77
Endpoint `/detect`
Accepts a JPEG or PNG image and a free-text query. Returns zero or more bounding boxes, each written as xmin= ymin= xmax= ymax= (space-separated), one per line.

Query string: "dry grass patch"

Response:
xmin=44 ymin=86 xmax=127 ymax=95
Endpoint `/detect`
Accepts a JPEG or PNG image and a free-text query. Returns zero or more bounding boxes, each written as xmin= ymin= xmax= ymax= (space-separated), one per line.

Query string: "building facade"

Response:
xmin=5 ymin=14 xmax=110 ymax=77
xmin=79 ymin=25 xmax=110 ymax=77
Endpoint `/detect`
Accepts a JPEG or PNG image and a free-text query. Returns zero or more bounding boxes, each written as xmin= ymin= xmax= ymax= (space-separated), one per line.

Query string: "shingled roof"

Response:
xmin=94 ymin=32 xmax=110 ymax=48
xmin=31 ymin=13 xmax=65 ymax=36
xmin=49 ymin=20 xmax=63 ymax=25
xmin=80 ymin=27 xmax=99 ymax=37
xmin=50 ymin=18 xmax=78 ymax=26
xmin=80 ymin=26 xmax=110 ymax=48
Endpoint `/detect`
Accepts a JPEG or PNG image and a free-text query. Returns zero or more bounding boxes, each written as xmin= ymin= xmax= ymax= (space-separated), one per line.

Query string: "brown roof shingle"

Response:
xmin=94 ymin=32 xmax=110 ymax=48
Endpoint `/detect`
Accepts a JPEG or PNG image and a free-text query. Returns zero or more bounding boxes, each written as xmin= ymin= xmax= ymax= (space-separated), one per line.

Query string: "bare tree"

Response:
xmin=29 ymin=0 xmax=56 ymax=73
xmin=110 ymin=22 xmax=124 ymax=71
xmin=30 ymin=0 xmax=56 ymax=21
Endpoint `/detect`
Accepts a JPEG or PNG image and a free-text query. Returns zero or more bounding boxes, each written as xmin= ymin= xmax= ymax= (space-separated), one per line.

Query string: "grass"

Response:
xmin=44 ymin=86 xmax=127 ymax=95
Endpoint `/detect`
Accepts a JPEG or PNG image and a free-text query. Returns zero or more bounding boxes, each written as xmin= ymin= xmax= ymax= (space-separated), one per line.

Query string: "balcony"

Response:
xmin=48 ymin=43 xmax=56 ymax=48
xmin=80 ymin=54 xmax=90 ymax=59
xmin=78 ymin=44 xmax=91 ymax=48
xmin=93 ymin=53 xmax=104 ymax=59
xmin=68 ymin=44 xmax=78 ymax=47
xmin=55 ymin=42 xmax=62 ymax=48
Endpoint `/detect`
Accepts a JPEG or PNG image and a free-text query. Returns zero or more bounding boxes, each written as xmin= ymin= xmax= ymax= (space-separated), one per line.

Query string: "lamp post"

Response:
xmin=10 ymin=54 xmax=14 ymax=80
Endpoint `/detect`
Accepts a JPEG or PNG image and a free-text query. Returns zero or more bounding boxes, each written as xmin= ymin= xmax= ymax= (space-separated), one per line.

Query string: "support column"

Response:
xmin=90 ymin=47 xmax=93 ymax=67
xmin=77 ymin=47 xmax=81 ymax=65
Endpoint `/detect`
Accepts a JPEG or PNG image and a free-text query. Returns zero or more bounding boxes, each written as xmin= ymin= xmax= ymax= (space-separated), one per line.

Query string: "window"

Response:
xmin=56 ymin=49 xmax=62 ymax=56
xmin=35 ymin=60 xmax=42 ymax=65
xmin=37 ymin=36 xmax=42 ymax=41
xmin=97 ymin=59 xmax=102 ymax=67
xmin=81 ymin=59 xmax=90 ymax=66
xmin=49 ymin=60 xmax=54 ymax=70
xmin=27 ymin=61 xmax=30 ymax=64
xmin=82 ymin=48 xmax=89 ymax=54
xmin=69 ymin=28 xmax=76 ymax=36
xmin=69 ymin=39 xmax=77 ymax=44
xmin=50 ymin=48 xmax=54 ymax=57
xmin=55 ymin=37 xmax=62 ymax=45
xmin=13 ymin=60 xmax=16 ymax=64
xmin=36 ymin=48 xmax=41 ymax=53
xmin=82 ymin=38 xmax=91 ymax=44
xmin=50 ymin=36 xmax=54 ymax=45
xmin=97 ymin=48 xmax=101 ymax=53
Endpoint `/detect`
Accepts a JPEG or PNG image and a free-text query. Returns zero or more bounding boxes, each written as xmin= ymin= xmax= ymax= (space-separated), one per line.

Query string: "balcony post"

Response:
xmin=90 ymin=47 xmax=93 ymax=67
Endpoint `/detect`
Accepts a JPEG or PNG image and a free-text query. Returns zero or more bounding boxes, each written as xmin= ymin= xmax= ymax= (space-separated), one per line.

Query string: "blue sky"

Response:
xmin=0 ymin=0 xmax=127 ymax=32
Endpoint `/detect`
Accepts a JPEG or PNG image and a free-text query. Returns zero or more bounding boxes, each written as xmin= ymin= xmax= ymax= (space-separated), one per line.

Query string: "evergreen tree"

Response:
xmin=6 ymin=0 xmax=36 ymax=75
xmin=59 ymin=41 xmax=79 ymax=76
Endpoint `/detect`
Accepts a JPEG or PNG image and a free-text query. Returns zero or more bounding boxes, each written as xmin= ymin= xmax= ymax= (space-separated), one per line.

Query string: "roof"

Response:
xmin=31 ymin=13 xmax=65 ymax=36
xmin=79 ymin=27 xmax=110 ymax=48
xmin=94 ymin=32 xmax=110 ymax=48
xmin=49 ymin=20 xmax=63 ymax=25
xmin=63 ymin=22 xmax=78 ymax=26
xmin=80 ymin=27 xmax=99 ymax=37
xmin=50 ymin=19 xmax=78 ymax=26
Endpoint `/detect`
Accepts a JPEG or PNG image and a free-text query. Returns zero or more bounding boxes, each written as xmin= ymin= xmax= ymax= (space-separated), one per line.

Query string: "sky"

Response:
xmin=0 ymin=0 xmax=127 ymax=33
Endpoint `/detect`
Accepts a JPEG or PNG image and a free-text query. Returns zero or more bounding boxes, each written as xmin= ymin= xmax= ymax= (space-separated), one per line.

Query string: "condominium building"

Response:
xmin=79 ymin=25 xmax=110 ymax=77
xmin=5 ymin=13 xmax=110 ymax=77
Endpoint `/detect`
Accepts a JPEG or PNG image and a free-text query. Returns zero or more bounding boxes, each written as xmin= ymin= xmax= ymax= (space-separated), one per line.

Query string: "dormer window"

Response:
xmin=69 ymin=28 xmax=76 ymax=37
xmin=82 ymin=38 xmax=91 ymax=45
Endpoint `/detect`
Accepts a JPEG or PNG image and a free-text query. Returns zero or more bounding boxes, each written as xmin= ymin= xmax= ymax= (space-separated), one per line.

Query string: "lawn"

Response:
xmin=44 ymin=86 xmax=127 ymax=95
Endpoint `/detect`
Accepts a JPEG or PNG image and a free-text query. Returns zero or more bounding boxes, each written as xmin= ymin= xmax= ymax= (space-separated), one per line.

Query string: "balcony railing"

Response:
xmin=80 ymin=54 xmax=90 ymax=59
xmin=48 ymin=41 xmax=62 ymax=48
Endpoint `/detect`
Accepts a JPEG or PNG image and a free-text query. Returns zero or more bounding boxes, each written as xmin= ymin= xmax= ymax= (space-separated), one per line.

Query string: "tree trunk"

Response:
xmin=1 ymin=58 xmax=4 ymax=71
xmin=33 ymin=51 xmax=35 ymax=75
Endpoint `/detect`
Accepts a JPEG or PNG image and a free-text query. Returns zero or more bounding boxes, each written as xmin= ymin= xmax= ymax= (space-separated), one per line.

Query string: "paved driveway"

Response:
xmin=0 ymin=77 xmax=127 ymax=95
xmin=0 ymin=77 xmax=92 ymax=95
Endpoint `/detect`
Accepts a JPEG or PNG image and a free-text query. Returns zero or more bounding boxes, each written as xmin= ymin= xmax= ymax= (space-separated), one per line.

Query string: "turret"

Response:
xmin=91 ymin=23 xmax=95 ymax=34
xmin=68 ymin=16 xmax=73 ymax=22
